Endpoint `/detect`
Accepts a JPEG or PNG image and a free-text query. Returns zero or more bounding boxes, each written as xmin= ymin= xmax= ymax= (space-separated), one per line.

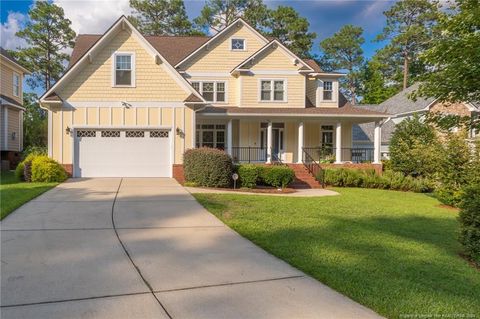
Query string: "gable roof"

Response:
xmin=40 ymin=16 xmax=206 ymax=105
xmin=174 ymin=17 xmax=270 ymax=68
xmin=231 ymin=40 xmax=314 ymax=74
xmin=0 ymin=47 xmax=30 ymax=74
xmin=68 ymin=34 xmax=211 ymax=68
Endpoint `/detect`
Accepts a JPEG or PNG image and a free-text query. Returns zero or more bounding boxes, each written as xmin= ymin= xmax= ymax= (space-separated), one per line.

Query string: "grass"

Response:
xmin=193 ymin=188 xmax=480 ymax=319
xmin=1 ymin=171 xmax=58 ymax=220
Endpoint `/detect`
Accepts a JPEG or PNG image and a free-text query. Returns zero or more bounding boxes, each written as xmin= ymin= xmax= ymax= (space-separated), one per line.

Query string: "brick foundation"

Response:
xmin=320 ymin=163 xmax=383 ymax=175
xmin=173 ymin=164 xmax=185 ymax=185
xmin=62 ymin=164 xmax=73 ymax=177
xmin=1 ymin=151 xmax=21 ymax=170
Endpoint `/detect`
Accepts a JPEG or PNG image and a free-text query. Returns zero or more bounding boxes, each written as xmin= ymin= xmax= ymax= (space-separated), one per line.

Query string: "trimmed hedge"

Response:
xmin=320 ymin=168 xmax=433 ymax=193
xmin=31 ymin=156 xmax=68 ymax=183
xmin=259 ymin=165 xmax=295 ymax=189
xmin=184 ymin=148 xmax=233 ymax=188
xmin=237 ymin=164 xmax=259 ymax=188
xmin=458 ymin=183 xmax=480 ymax=265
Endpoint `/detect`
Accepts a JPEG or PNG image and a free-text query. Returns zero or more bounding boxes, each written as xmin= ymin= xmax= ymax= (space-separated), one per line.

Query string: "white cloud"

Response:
xmin=0 ymin=12 xmax=28 ymax=50
xmin=53 ymin=0 xmax=132 ymax=35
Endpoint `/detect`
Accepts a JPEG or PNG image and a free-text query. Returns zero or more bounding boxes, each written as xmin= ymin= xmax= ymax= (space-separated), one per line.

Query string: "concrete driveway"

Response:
xmin=1 ymin=178 xmax=382 ymax=319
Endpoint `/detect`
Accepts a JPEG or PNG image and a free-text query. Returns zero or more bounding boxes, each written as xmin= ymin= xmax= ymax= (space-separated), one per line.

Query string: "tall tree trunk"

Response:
xmin=403 ymin=56 xmax=409 ymax=90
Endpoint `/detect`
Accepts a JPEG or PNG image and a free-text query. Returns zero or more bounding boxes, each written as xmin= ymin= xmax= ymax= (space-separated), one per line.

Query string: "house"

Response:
xmin=353 ymin=83 xmax=480 ymax=157
xmin=1 ymin=47 xmax=30 ymax=169
xmin=39 ymin=16 xmax=388 ymax=178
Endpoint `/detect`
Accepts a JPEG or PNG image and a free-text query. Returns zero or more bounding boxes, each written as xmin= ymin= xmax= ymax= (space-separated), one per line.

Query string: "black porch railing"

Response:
xmin=231 ymin=147 xmax=267 ymax=163
xmin=302 ymin=147 xmax=375 ymax=164
xmin=301 ymin=147 xmax=324 ymax=187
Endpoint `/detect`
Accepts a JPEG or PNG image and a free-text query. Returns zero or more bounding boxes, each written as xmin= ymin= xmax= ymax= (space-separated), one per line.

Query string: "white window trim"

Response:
xmin=258 ymin=79 xmax=288 ymax=103
xmin=196 ymin=123 xmax=227 ymax=149
xmin=319 ymin=79 xmax=337 ymax=103
xmin=230 ymin=38 xmax=246 ymax=51
xmin=112 ymin=52 xmax=136 ymax=88
xmin=191 ymin=80 xmax=228 ymax=104
xmin=12 ymin=72 xmax=20 ymax=97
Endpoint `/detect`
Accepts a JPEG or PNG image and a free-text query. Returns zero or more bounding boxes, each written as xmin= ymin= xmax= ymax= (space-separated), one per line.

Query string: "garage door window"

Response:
xmin=126 ymin=130 xmax=145 ymax=138
xmin=77 ymin=130 xmax=96 ymax=138
xmin=150 ymin=130 xmax=169 ymax=138
xmin=101 ymin=130 xmax=120 ymax=137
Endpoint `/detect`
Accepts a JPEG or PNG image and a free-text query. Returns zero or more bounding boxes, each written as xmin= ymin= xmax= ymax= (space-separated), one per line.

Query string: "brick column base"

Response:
xmin=173 ymin=164 xmax=185 ymax=184
xmin=62 ymin=164 xmax=73 ymax=177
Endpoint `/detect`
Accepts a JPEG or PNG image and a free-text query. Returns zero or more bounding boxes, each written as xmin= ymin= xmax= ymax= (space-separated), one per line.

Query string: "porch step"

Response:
xmin=287 ymin=164 xmax=323 ymax=189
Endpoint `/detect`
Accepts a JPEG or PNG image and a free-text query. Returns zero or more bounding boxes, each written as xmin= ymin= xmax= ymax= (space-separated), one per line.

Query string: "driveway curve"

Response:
xmin=1 ymin=178 xmax=382 ymax=319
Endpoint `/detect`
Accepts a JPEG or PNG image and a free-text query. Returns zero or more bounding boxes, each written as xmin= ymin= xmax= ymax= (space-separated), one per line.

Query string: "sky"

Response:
xmin=1 ymin=0 xmax=395 ymax=93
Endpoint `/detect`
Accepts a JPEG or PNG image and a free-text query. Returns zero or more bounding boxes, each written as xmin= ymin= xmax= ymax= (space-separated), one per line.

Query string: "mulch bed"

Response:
xmin=199 ymin=186 xmax=297 ymax=194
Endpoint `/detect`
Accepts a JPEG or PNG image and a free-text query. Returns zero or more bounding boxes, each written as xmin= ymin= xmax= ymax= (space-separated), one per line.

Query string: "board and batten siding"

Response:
xmin=50 ymin=106 xmax=194 ymax=165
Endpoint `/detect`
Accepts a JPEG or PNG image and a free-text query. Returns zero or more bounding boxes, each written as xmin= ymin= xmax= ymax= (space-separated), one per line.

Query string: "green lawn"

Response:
xmin=193 ymin=188 xmax=480 ymax=319
xmin=0 ymin=171 xmax=58 ymax=220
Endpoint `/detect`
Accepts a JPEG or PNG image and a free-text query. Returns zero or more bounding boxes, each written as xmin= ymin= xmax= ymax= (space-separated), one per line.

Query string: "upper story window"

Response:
xmin=192 ymin=81 xmax=226 ymax=103
xmin=114 ymin=53 xmax=135 ymax=87
xmin=323 ymin=81 xmax=333 ymax=101
xmin=13 ymin=73 xmax=20 ymax=97
xmin=231 ymin=38 xmax=245 ymax=51
xmin=260 ymin=80 xmax=286 ymax=102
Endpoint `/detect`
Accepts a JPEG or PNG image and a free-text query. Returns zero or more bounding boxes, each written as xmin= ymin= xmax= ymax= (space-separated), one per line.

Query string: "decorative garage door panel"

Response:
xmin=74 ymin=129 xmax=171 ymax=177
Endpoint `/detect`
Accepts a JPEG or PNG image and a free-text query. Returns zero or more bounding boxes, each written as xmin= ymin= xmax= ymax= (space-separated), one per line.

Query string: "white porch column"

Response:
xmin=227 ymin=119 xmax=233 ymax=156
xmin=335 ymin=122 xmax=342 ymax=163
xmin=374 ymin=121 xmax=382 ymax=164
xmin=297 ymin=121 xmax=304 ymax=163
xmin=267 ymin=121 xmax=273 ymax=163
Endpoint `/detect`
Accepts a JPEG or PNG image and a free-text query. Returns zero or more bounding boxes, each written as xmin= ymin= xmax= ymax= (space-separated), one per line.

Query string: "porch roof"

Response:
xmin=197 ymin=105 xmax=390 ymax=119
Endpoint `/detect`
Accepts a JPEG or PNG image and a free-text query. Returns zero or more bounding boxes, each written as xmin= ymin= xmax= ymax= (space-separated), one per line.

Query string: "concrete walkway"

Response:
xmin=186 ymin=186 xmax=339 ymax=197
xmin=1 ymin=178 xmax=382 ymax=319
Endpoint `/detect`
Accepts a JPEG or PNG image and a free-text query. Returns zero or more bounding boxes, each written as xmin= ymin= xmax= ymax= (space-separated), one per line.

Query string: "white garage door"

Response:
xmin=74 ymin=129 xmax=171 ymax=177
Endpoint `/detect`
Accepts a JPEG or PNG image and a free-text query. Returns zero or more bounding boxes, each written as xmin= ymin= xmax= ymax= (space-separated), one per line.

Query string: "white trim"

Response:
xmin=247 ymin=70 xmax=303 ymax=75
xmin=335 ymin=122 xmax=342 ymax=163
xmin=171 ymin=109 xmax=175 ymax=167
xmin=230 ymin=37 xmax=246 ymax=51
xmin=297 ymin=121 xmax=304 ymax=163
xmin=258 ymin=78 xmax=288 ymax=103
xmin=71 ymin=124 xmax=173 ymax=130
xmin=60 ymin=111 xmax=64 ymax=163
xmin=266 ymin=121 xmax=272 ymax=163
xmin=201 ymin=113 xmax=389 ymax=118
xmin=111 ymin=51 xmax=136 ymax=87
xmin=63 ymin=101 xmax=189 ymax=108
xmin=227 ymin=119 xmax=233 ymax=155
xmin=175 ymin=18 xmax=269 ymax=68
xmin=232 ymin=40 xmax=314 ymax=73
xmin=40 ymin=16 xmax=205 ymax=104
xmin=12 ymin=72 xmax=20 ymax=97
xmin=191 ymin=109 xmax=196 ymax=148
xmin=0 ymin=98 xmax=25 ymax=111
xmin=373 ymin=122 xmax=381 ymax=164
xmin=183 ymin=72 xmax=231 ymax=77
xmin=310 ymin=72 xmax=344 ymax=77
xmin=48 ymin=111 xmax=53 ymax=157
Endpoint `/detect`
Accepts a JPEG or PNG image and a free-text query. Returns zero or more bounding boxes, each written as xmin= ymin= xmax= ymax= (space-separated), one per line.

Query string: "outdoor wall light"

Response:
xmin=66 ymin=126 xmax=71 ymax=135
xmin=176 ymin=127 xmax=185 ymax=138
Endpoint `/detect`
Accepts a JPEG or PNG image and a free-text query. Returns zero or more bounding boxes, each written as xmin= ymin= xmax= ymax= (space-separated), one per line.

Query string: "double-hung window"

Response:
xmin=260 ymin=80 xmax=285 ymax=102
xmin=114 ymin=53 xmax=134 ymax=86
xmin=191 ymin=81 xmax=226 ymax=103
xmin=13 ymin=73 xmax=20 ymax=97
xmin=323 ymin=81 xmax=333 ymax=101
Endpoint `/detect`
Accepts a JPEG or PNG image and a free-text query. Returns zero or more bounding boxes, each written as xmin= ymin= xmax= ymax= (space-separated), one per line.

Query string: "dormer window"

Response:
xmin=323 ymin=81 xmax=333 ymax=100
xmin=113 ymin=53 xmax=135 ymax=87
xmin=231 ymin=38 xmax=245 ymax=51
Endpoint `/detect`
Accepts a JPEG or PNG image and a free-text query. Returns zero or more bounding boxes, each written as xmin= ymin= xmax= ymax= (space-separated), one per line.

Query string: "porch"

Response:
xmin=194 ymin=118 xmax=383 ymax=165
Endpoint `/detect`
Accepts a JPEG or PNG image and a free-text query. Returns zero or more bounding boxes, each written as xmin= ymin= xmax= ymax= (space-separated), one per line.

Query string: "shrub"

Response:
xmin=21 ymin=153 xmax=39 ymax=182
xmin=434 ymin=186 xmax=463 ymax=207
xmin=321 ymin=168 xmax=432 ymax=193
xmin=31 ymin=156 xmax=68 ymax=183
xmin=237 ymin=164 xmax=259 ymax=188
xmin=458 ymin=183 xmax=480 ymax=265
xmin=183 ymin=148 xmax=233 ymax=188
xmin=22 ymin=145 xmax=47 ymax=159
xmin=259 ymin=165 xmax=295 ymax=188
xmin=15 ymin=162 xmax=25 ymax=181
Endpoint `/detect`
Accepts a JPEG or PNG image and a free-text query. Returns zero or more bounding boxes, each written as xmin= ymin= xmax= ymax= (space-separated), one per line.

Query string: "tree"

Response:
xmin=376 ymin=0 xmax=440 ymax=89
xmin=389 ymin=115 xmax=440 ymax=177
xmin=193 ymin=0 xmax=269 ymax=33
xmin=265 ymin=6 xmax=316 ymax=58
xmin=319 ymin=25 xmax=364 ymax=104
xmin=129 ymin=0 xmax=197 ymax=35
xmin=23 ymin=93 xmax=48 ymax=149
xmin=358 ymin=59 xmax=399 ymax=104
xmin=416 ymin=0 xmax=480 ymax=104
xmin=15 ymin=1 xmax=76 ymax=91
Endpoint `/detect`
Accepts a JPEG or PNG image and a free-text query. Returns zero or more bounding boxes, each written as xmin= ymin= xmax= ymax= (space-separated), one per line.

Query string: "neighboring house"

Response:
xmin=39 ymin=16 xmax=388 ymax=178
xmin=353 ymin=83 xmax=480 ymax=157
xmin=1 ymin=47 xmax=30 ymax=169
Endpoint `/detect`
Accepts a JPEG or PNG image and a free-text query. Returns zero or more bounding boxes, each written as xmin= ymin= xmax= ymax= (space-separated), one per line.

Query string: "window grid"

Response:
xmin=13 ymin=73 xmax=20 ymax=97
xmin=150 ymin=130 xmax=169 ymax=138
xmin=77 ymin=130 xmax=96 ymax=138
xmin=260 ymin=80 xmax=285 ymax=102
xmin=323 ymin=81 xmax=333 ymax=101
xmin=114 ymin=54 xmax=133 ymax=86
xmin=125 ymin=130 xmax=145 ymax=138
xmin=231 ymin=39 xmax=245 ymax=50
xmin=196 ymin=123 xmax=226 ymax=149
xmin=191 ymin=81 xmax=226 ymax=103
xmin=101 ymin=130 xmax=120 ymax=137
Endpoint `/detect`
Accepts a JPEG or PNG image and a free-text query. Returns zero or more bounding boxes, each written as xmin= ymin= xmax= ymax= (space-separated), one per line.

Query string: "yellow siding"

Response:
xmin=73 ymin=107 xmax=86 ymax=125
xmin=0 ymin=61 xmax=23 ymax=105
xmin=241 ymin=74 xmax=305 ymax=107
xmin=99 ymin=108 xmax=110 ymax=125
xmin=285 ymin=122 xmax=297 ymax=163
xmin=184 ymin=107 xmax=193 ymax=150
xmin=161 ymin=108 xmax=172 ymax=126
xmin=62 ymin=110 xmax=73 ymax=163
xmin=182 ymin=25 xmax=266 ymax=72
xmin=136 ymin=108 xmax=148 ymax=125
xmin=51 ymin=110 xmax=61 ymax=162
xmin=149 ymin=108 xmax=160 ymax=126
xmin=6 ymin=108 xmax=20 ymax=151
xmin=174 ymin=108 xmax=183 ymax=163
xmin=304 ymin=122 xmax=319 ymax=147
xmin=111 ymin=108 xmax=123 ymax=125
xmin=87 ymin=108 xmax=98 ymax=125
xmin=124 ymin=108 xmax=135 ymax=125
xmin=58 ymin=30 xmax=189 ymax=102
xmin=239 ymin=121 xmax=261 ymax=147
xmin=248 ymin=47 xmax=300 ymax=71
xmin=306 ymin=78 xmax=317 ymax=107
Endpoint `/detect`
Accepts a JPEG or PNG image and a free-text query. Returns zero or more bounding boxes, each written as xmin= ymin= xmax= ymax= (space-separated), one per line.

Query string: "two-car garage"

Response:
xmin=73 ymin=128 xmax=172 ymax=177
